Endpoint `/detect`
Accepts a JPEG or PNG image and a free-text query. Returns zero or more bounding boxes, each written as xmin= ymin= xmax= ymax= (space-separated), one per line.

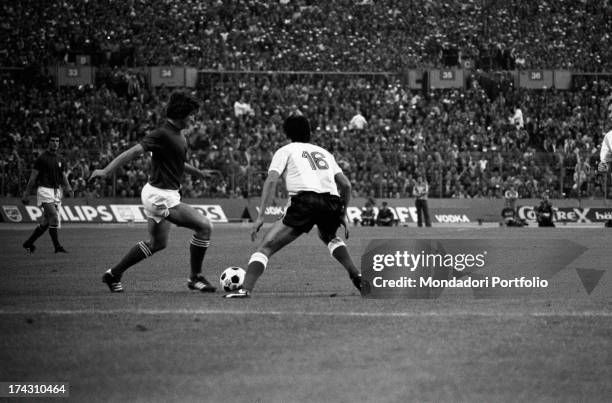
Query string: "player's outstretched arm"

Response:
xmin=89 ymin=144 xmax=144 ymax=180
xmin=184 ymin=163 xmax=214 ymax=179
xmin=334 ymin=173 xmax=352 ymax=239
xmin=251 ymin=170 xmax=280 ymax=241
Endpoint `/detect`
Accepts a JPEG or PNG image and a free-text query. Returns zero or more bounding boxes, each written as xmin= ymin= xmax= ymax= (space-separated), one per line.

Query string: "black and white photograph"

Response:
xmin=1 ymin=0 xmax=611 ymax=401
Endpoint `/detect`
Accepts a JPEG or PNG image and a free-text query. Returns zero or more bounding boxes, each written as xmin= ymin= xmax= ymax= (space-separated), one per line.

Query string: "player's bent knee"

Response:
xmin=194 ymin=217 xmax=212 ymax=236
xmin=195 ymin=227 xmax=211 ymax=239
xmin=328 ymin=237 xmax=346 ymax=255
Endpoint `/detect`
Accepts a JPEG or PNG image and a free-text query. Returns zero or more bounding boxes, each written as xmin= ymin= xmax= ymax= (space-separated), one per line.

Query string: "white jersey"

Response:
xmin=600 ymin=129 xmax=612 ymax=163
xmin=413 ymin=182 xmax=429 ymax=200
xmin=268 ymin=142 xmax=342 ymax=196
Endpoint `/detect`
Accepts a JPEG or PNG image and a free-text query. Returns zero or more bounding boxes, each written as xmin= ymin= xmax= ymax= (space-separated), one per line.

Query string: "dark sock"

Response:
xmin=49 ymin=226 xmax=61 ymax=249
xmin=25 ymin=224 xmax=48 ymax=245
xmin=189 ymin=236 xmax=210 ymax=278
xmin=332 ymin=245 xmax=360 ymax=279
xmin=111 ymin=241 xmax=152 ymax=277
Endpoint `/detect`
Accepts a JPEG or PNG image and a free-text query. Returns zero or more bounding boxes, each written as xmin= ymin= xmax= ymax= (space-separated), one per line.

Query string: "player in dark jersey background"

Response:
xmin=22 ymin=135 xmax=73 ymax=253
xmin=90 ymin=91 xmax=216 ymax=293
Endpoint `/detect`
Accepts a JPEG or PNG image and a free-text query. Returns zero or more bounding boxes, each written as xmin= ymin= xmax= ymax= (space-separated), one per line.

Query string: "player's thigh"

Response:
xmin=41 ymin=202 xmax=59 ymax=224
xmin=258 ymin=220 xmax=302 ymax=256
xmin=317 ymin=227 xmax=337 ymax=244
xmin=317 ymin=220 xmax=341 ymax=244
xmin=167 ymin=202 xmax=210 ymax=231
xmin=147 ymin=218 xmax=172 ymax=249
xmin=316 ymin=201 xmax=343 ymax=243
xmin=41 ymin=202 xmax=58 ymax=217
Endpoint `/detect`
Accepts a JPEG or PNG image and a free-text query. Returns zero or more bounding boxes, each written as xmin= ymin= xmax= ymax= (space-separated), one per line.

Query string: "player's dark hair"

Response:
xmin=283 ymin=115 xmax=311 ymax=142
xmin=166 ymin=91 xmax=200 ymax=120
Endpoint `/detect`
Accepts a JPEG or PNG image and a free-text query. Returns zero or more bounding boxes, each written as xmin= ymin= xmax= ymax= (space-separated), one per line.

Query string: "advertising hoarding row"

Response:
xmin=2 ymin=199 xmax=612 ymax=225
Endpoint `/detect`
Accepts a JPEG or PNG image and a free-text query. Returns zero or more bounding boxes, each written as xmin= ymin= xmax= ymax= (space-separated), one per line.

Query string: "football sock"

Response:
xmin=48 ymin=225 xmax=61 ymax=249
xmin=111 ymin=241 xmax=153 ymax=276
xmin=189 ymin=236 xmax=210 ymax=278
xmin=25 ymin=224 xmax=48 ymax=245
xmin=328 ymin=238 xmax=360 ymax=279
xmin=243 ymin=252 xmax=268 ymax=291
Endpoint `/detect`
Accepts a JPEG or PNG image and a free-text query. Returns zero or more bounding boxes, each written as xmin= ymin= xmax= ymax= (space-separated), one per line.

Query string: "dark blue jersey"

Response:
xmin=140 ymin=121 xmax=188 ymax=190
xmin=34 ymin=151 xmax=65 ymax=188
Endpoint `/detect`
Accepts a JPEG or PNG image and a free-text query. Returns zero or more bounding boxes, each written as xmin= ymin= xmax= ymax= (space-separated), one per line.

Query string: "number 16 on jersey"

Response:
xmin=302 ymin=151 xmax=329 ymax=170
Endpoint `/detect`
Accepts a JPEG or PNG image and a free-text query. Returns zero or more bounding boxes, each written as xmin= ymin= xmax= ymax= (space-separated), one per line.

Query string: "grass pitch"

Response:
xmin=0 ymin=224 xmax=611 ymax=402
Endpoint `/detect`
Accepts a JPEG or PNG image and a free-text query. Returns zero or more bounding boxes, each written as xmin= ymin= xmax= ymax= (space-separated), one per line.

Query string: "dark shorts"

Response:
xmin=282 ymin=192 xmax=344 ymax=235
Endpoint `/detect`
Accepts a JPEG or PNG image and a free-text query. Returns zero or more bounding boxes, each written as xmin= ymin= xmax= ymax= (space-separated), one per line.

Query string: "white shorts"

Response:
xmin=141 ymin=183 xmax=181 ymax=223
xmin=37 ymin=187 xmax=62 ymax=207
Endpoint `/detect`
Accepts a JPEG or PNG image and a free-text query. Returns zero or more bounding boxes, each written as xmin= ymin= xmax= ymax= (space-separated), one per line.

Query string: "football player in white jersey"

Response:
xmin=225 ymin=115 xmax=362 ymax=298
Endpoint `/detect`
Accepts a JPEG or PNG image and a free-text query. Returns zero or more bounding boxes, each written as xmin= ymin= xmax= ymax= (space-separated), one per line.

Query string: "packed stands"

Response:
xmin=2 ymin=0 xmax=610 ymax=71
xmin=1 ymin=0 xmax=611 ymax=199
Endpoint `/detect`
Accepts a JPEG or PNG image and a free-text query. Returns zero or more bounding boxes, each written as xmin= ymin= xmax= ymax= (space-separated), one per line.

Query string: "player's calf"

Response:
xmin=327 ymin=237 xmax=361 ymax=285
xmin=243 ymin=252 xmax=268 ymax=292
xmin=105 ymin=241 xmax=159 ymax=279
xmin=101 ymin=240 xmax=165 ymax=293
xmin=188 ymin=235 xmax=216 ymax=293
xmin=189 ymin=235 xmax=210 ymax=279
xmin=350 ymin=274 xmax=363 ymax=292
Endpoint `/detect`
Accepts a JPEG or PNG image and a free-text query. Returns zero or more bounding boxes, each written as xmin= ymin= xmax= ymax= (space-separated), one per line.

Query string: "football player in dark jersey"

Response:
xmin=22 ymin=135 xmax=73 ymax=253
xmin=90 ymin=91 xmax=216 ymax=293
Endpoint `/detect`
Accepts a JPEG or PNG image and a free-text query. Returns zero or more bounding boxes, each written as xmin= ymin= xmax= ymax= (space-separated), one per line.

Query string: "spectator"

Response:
xmin=348 ymin=110 xmax=367 ymax=130
xmin=359 ymin=200 xmax=376 ymax=227
xmin=500 ymin=195 xmax=525 ymax=227
xmin=413 ymin=175 xmax=431 ymax=227
xmin=1 ymin=67 xmax=611 ymax=199
xmin=535 ymin=192 xmax=555 ymax=227
xmin=510 ymin=105 xmax=524 ymax=129
xmin=376 ymin=201 xmax=395 ymax=226
xmin=1 ymin=0 xmax=610 ymax=71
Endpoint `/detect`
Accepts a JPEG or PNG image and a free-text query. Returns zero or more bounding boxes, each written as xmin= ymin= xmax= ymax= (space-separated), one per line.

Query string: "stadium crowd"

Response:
xmin=2 ymin=70 xmax=611 ymax=199
xmin=1 ymin=0 xmax=611 ymax=200
xmin=2 ymin=0 xmax=611 ymax=72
